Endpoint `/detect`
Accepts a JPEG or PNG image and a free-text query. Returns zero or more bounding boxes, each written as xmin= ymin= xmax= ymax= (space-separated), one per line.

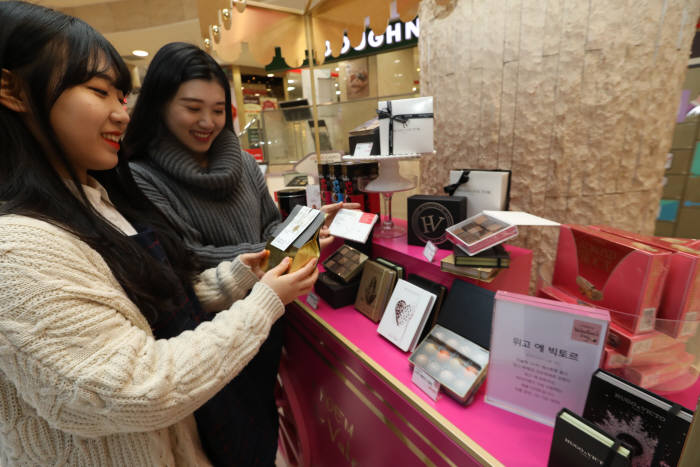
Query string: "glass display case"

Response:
xmin=259 ymin=93 xmax=416 ymax=165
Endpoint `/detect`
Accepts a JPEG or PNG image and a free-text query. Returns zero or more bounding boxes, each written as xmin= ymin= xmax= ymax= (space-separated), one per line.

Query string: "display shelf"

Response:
xmin=303 ymin=247 xmax=545 ymax=465
xmin=278 ymin=220 xmax=546 ymax=466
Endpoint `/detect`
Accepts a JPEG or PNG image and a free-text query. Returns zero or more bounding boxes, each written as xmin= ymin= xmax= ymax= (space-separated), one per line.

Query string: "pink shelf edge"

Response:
xmin=308 ymin=225 xmax=549 ymax=466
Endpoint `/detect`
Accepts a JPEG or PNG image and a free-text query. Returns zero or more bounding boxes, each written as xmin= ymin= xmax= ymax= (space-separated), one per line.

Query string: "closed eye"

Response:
xmin=88 ymin=86 xmax=108 ymax=96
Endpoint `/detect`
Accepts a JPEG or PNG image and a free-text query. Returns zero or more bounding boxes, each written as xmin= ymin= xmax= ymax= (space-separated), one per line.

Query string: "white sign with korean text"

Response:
xmin=485 ymin=291 xmax=609 ymax=427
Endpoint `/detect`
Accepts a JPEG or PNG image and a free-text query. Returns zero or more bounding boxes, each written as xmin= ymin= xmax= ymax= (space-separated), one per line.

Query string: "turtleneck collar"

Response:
xmin=147 ymin=129 xmax=243 ymax=199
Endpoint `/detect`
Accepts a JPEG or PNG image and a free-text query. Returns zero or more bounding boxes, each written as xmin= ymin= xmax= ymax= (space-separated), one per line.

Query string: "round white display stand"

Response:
xmin=342 ymin=154 xmax=424 ymax=238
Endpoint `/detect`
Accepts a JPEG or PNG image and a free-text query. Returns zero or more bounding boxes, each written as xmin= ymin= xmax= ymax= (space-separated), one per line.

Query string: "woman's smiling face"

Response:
xmin=164 ymin=79 xmax=226 ymax=159
xmin=49 ymin=67 xmax=129 ymax=183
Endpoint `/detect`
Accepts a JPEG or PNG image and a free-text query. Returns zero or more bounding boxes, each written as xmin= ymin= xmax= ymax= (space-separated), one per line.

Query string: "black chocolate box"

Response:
xmin=407 ymin=195 xmax=467 ymax=249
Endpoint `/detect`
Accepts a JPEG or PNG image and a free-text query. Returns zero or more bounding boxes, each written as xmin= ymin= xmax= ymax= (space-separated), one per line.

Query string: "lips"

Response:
xmin=191 ymin=130 xmax=213 ymax=142
xmin=102 ymin=133 xmax=121 ymax=150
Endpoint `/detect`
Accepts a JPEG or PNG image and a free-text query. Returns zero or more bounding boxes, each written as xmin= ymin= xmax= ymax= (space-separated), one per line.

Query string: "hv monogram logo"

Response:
xmin=420 ymin=214 xmax=445 ymax=233
xmin=411 ymin=202 xmax=454 ymax=245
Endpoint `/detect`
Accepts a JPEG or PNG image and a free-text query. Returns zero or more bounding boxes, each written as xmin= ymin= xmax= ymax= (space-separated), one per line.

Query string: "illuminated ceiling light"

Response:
xmin=267 ymin=73 xmax=274 ymax=77
xmin=416 ymin=67 xmax=421 ymax=72
xmin=288 ymin=79 xmax=295 ymax=84
xmin=335 ymin=67 xmax=340 ymax=71
xmin=394 ymin=59 xmax=401 ymax=63
xmin=412 ymin=87 xmax=417 ymax=92
xmin=287 ymin=86 xmax=296 ymax=91
xmin=335 ymin=90 xmax=341 ymax=95
xmin=334 ymin=83 xmax=339 ymax=87
xmin=132 ymin=49 xmax=148 ymax=57
xmin=255 ymin=93 xmax=260 ymax=96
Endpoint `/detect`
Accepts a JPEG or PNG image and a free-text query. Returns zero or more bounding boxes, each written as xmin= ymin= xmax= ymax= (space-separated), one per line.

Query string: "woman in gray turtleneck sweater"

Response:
xmin=124 ymin=43 xmax=352 ymax=467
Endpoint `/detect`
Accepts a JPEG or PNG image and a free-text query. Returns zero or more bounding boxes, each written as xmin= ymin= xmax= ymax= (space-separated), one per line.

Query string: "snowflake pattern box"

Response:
xmin=583 ymin=369 xmax=693 ymax=467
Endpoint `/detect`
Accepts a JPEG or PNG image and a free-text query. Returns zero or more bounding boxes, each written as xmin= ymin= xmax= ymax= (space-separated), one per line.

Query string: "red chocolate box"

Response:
xmin=593 ymin=225 xmax=700 ymax=339
xmin=606 ymin=322 xmax=688 ymax=357
xmin=553 ymin=225 xmax=672 ymax=334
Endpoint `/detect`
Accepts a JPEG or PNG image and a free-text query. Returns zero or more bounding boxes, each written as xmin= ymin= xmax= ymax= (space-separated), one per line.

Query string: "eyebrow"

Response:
xmin=93 ymin=72 xmax=118 ymax=87
xmin=179 ymin=97 xmax=226 ymax=105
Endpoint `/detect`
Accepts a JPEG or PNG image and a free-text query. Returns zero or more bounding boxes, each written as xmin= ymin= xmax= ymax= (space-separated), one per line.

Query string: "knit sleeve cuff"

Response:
xmin=243 ymin=282 xmax=285 ymax=327
xmin=228 ymin=256 xmax=258 ymax=294
xmin=193 ymin=258 xmax=258 ymax=312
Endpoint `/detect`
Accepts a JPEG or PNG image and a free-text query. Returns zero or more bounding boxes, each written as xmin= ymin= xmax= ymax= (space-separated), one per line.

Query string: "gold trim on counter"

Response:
xmin=290 ymin=300 xmax=503 ymax=467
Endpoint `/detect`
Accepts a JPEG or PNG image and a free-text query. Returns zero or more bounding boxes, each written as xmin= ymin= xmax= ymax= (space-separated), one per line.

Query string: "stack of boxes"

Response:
xmin=657 ymin=89 xmax=700 ymax=238
xmin=540 ymin=225 xmax=700 ymax=392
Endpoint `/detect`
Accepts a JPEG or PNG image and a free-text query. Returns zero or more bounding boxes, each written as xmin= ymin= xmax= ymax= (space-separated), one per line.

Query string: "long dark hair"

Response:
xmin=123 ymin=42 xmax=234 ymax=160
xmin=0 ymin=1 xmax=198 ymax=324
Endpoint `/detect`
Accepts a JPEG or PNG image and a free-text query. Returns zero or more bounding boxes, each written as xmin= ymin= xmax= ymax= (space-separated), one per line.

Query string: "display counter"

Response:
xmin=276 ymin=234 xmax=553 ymax=466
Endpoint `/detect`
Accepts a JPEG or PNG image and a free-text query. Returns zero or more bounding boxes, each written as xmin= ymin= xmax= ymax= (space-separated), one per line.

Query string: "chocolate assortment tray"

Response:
xmin=409 ymin=324 xmax=489 ymax=404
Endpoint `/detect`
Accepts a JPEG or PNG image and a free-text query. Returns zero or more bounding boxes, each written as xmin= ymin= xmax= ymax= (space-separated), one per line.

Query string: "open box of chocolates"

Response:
xmin=323 ymin=244 xmax=368 ymax=283
xmin=409 ymin=324 xmax=489 ymax=404
xmin=446 ymin=212 xmax=518 ymax=256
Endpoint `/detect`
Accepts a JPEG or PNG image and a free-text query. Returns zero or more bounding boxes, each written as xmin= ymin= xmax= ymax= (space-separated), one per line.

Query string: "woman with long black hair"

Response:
xmin=0 ymin=2 xmax=317 ymax=465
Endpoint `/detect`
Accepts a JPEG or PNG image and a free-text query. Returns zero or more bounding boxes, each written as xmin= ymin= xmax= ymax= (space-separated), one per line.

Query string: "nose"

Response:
xmin=110 ymin=102 xmax=130 ymax=129
xmin=198 ymin=112 xmax=216 ymax=130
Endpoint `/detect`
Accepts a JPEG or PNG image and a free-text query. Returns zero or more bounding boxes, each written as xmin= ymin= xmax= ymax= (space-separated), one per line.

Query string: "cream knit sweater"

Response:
xmin=0 ymin=214 xmax=285 ymax=466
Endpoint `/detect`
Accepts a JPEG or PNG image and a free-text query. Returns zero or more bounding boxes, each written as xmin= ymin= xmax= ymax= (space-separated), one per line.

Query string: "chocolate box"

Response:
xmin=552 ymin=225 xmax=672 ymax=333
xmin=407 ymin=195 xmax=467 ymax=249
xmin=606 ymin=322 xmax=688 ymax=357
xmin=592 ymin=226 xmax=700 ymax=338
xmin=314 ymin=272 xmax=361 ymax=309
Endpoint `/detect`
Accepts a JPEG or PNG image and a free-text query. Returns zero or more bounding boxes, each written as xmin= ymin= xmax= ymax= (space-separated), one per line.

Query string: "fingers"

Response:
xmin=296 ymin=267 xmax=319 ymax=295
xmin=341 ymin=202 xmax=361 ymax=210
xmin=320 ymin=202 xmax=343 ymax=214
xmin=268 ymin=256 xmax=292 ymax=277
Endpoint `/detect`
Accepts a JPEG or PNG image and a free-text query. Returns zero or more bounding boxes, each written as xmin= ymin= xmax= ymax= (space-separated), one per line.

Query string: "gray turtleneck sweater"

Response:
xmin=129 ymin=130 xmax=282 ymax=268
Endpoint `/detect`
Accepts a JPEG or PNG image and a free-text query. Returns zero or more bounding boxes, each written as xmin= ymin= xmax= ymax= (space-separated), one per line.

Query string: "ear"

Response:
xmin=0 ymin=69 xmax=29 ymax=113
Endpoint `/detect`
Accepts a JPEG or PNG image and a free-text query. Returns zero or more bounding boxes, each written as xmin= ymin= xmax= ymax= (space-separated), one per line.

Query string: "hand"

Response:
xmin=260 ymin=257 xmax=319 ymax=305
xmin=238 ymin=250 xmax=269 ymax=279
xmin=319 ymin=226 xmax=335 ymax=250
xmin=320 ymin=201 xmax=362 ymax=228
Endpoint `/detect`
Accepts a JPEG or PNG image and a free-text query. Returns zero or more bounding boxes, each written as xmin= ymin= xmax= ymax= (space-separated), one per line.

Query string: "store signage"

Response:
xmin=324 ymin=18 xmax=419 ymax=60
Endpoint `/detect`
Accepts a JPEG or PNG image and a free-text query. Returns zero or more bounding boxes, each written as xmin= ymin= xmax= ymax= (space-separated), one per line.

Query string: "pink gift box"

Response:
xmin=606 ymin=322 xmax=688 ymax=357
xmin=553 ymin=225 xmax=672 ymax=334
xmin=592 ymin=226 xmax=700 ymax=339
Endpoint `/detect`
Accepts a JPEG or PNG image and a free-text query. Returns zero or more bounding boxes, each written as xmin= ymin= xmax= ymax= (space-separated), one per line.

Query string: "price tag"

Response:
xmin=423 ymin=241 xmax=438 ymax=262
xmin=412 ymin=366 xmax=440 ymax=401
xmin=306 ymin=291 xmax=320 ymax=309
xmin=353 ymin=142 xmax=373 ymax=157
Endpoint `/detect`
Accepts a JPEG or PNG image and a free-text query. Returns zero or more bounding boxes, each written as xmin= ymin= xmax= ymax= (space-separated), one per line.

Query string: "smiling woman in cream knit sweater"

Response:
xmin=0 ymin=2 xmax=318 ymax=465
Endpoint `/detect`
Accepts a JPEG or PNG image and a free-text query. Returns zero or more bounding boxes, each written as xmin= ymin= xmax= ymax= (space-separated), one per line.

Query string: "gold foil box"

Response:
xmin=263 ymin=205 xmax=326 ymax=273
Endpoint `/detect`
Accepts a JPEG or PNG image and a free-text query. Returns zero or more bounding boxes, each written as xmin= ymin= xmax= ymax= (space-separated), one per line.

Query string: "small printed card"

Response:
xmin=377 ymin=279 xmax=436 ymax=352
xmin=423 ymin=241 xmax=438 ymax=262
xmin=329 ymin=209 xmax=378 ymax=243
xmin=271 ymin=206 xmax=321 ymax=251
xmin=306 ymin=291 xmax=320 ymax=309
xmin=412 ymin=366 xmax=440 ymax=401
xmin=353 ymin=142 xmax=374 ymax=157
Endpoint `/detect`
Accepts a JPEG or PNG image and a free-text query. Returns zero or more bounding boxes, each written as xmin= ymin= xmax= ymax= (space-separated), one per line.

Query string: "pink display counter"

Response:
xmin=276 ymin=237 xmax=552 ymax=466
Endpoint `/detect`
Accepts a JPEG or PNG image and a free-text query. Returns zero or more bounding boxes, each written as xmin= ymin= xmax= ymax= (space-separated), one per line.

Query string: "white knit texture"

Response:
xmin=0 ymin=215 xmax=284 ymax=466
